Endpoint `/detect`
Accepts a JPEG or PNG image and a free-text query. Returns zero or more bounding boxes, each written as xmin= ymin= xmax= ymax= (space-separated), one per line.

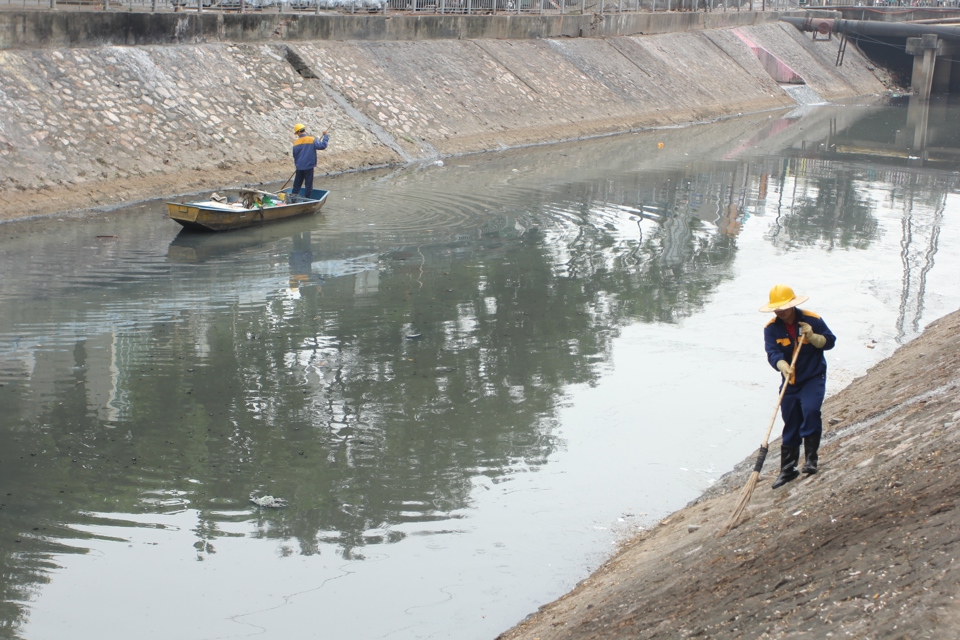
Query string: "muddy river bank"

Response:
xmin=500 ymin=307 xmax=960 ymax=640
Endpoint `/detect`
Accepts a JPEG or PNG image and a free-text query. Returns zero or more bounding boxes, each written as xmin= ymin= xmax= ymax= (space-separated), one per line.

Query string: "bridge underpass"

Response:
xmin=782 ymin=15 xmax=960 ymax=98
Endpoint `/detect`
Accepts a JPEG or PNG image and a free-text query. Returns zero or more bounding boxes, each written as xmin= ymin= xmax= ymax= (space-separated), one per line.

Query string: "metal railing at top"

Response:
xmin=0 ymin=0 xmax=798 ymax=15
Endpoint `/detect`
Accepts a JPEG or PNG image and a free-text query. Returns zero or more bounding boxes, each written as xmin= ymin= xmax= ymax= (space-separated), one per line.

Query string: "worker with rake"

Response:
xmin=761 ymin=284 xmax=836 ymax=489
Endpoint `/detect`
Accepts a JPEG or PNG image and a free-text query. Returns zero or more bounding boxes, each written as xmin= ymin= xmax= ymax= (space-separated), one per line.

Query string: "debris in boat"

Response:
xmin=210 ymin=192 xmax=227 ymax=203
xmin=251 ymin=495 xmax=288 ymax=508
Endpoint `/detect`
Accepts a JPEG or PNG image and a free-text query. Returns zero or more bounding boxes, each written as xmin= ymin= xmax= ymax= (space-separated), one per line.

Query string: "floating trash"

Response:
xmin=251 ymin=495 xmax=288 ymax=508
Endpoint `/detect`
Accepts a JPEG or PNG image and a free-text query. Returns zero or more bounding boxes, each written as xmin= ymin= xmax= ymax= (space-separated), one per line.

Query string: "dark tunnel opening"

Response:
xmin=853 ymin=36 xmax=915 ymax=90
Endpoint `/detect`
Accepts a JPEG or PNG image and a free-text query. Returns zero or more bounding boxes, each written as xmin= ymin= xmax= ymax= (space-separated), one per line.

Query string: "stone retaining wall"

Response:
xmin=0 ymin=20 xmax=890 ymax=219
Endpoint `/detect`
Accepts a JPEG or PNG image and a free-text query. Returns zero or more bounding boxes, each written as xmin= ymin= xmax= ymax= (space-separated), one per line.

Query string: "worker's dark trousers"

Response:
xmin=292 ymin=169 xmax=315 ymax=199
xmin=779 ymin=373 xmax=826 ymax=448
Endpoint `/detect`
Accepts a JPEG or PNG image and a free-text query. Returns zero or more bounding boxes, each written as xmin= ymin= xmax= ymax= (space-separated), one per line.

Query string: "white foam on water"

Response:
xmin=781 ymin=82 xmax=828 ymax=106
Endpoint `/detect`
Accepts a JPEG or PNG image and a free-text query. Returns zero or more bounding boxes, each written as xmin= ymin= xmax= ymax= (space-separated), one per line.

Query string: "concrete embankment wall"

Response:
xmin=0 ymin=10 xmax=778 ymax=48
xmin=0 ymin=14 xmax=889 ymax=219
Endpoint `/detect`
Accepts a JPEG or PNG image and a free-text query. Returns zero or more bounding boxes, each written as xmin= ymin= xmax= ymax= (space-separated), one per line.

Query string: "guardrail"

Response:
xmin=0 ymin=0 xmax=800 ymax=15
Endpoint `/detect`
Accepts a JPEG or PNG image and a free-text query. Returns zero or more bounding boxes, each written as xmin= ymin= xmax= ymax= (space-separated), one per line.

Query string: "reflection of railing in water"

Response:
xmin=755 ymin=141 xmax=949 ymax=347
xmin=897 ymin=96 xmax=947 ymax=343
xmin=895 ymin=188 xmax=944 ymax=344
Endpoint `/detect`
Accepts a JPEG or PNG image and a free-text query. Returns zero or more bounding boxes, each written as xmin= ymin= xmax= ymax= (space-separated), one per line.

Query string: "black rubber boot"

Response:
xmin=772 ymin=445 xmax=800 ymax=489
xmin=802 ymin=433 xmax=821 ymax=474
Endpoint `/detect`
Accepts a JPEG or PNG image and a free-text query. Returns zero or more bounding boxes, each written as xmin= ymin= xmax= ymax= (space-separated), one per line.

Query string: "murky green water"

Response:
xmin=3 ymin=96 xmax=960 ymax=640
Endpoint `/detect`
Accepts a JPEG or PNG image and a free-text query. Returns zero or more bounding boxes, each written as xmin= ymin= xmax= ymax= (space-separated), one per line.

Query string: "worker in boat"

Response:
xmin=761 ymin=284 xmax=836 ymax=489
xmin=291 ymin=123 xmax=329 ymax=200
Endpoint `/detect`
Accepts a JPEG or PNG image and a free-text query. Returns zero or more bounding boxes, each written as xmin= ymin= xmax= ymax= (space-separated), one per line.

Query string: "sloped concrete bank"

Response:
xmin=0 ymin=19 xmax=890 ymax=221
xmin=498 ymin=308 xmax=960 ymax=639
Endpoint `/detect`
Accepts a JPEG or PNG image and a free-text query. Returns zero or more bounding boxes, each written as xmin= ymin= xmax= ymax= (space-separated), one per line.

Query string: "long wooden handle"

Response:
xmin=760 ymin=338 xmax=804 ymax=448
xmin=279 ymin=171 xmax=296 ymax=193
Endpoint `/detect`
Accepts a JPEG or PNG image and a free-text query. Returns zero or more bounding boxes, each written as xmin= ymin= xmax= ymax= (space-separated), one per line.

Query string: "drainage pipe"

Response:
xmin=781 ymin=16 xmax=960 ymax=40
xmin=906 ymin=17 xmax=960 ymax=25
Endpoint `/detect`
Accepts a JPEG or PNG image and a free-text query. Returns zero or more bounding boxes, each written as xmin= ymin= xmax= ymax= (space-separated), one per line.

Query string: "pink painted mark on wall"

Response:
xmin=722 ymin=113 xmax=803 ymax=160
xmin=732 ymin=28 xmax=806 ymax=85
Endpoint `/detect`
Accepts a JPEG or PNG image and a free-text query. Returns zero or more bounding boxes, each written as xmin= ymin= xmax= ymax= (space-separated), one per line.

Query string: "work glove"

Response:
xmin=776 ymin=359 xmax=795 ymax=382
xmin=798 ymin=322 xmax=827 ymax=348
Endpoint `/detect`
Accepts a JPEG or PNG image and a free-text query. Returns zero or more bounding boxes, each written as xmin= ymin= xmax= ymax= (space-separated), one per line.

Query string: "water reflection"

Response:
xmin=287 ymin=232 xmax=322 ymax=291
xmin=767 ymin=165 xmax=881 ymax=250
xmin=1 ymin=99 xmax=960 ymax=638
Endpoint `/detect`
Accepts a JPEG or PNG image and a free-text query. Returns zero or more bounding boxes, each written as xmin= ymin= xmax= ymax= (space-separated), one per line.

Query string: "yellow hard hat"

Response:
xmin=758 ymin=284 xmax=809 ymax=313
xmin=294 ymin=123 xmax=306 ymax=133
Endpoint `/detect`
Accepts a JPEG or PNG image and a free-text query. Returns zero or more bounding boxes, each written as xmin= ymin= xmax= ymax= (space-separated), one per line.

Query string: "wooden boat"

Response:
xmin=167 ymin=187 xmax=329 ymax=232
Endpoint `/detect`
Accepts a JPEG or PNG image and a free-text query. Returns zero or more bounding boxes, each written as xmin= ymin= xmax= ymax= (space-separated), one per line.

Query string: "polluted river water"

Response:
xmin=3 ymin=96 xmax=960 ymax=640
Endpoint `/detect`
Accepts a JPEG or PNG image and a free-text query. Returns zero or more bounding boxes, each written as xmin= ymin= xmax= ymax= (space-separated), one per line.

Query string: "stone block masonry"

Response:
xmin=0 ymin=42 xmax=393 ymax=213
xmin=0 ymin=20 xmax=890 ymax=220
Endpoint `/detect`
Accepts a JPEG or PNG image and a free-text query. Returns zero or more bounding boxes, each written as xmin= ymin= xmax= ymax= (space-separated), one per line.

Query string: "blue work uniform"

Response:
xmin=291 ymin=133 xmax=329 ymax=199
xmin=763 ymin=309 xmax=837 ymax=448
